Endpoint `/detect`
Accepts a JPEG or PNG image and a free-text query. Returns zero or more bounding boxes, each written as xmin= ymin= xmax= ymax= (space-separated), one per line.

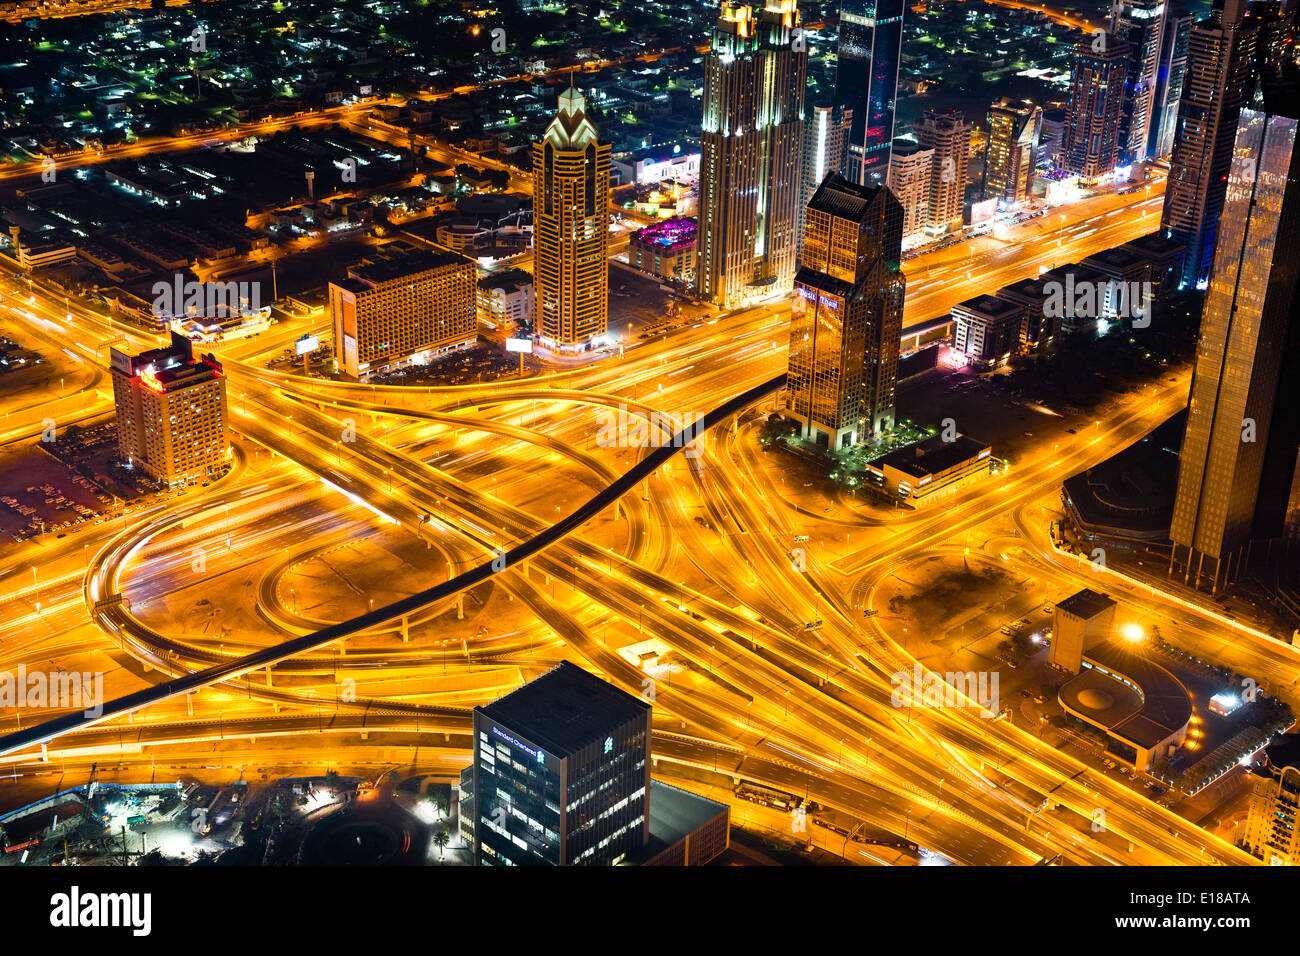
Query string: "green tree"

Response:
xmin=433 ymin=826 xmax=450 ymax=861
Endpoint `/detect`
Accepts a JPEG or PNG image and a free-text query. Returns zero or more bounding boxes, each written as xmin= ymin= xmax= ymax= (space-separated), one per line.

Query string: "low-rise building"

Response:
xmin=865 ymin=433 xmax=993 ymax=506
xmin=952 ymin=294 xmax=1024 ymax=370
xmin=628 ymin=217 xmax=696 ymax=283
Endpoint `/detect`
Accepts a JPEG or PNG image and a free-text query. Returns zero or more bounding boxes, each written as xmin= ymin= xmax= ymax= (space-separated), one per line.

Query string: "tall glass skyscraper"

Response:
xmin=1161 ymin=0 xmax=1260 ymax=289
xmin=786 ymin=170 xmax=904 ymax=447
xmin=1170 ymin=83 xmax=1300 ymax=593
xmin=695 ymin=0 xmax=807 ymax=310
xmin=834 ymin=0 xmax=907 ymax=188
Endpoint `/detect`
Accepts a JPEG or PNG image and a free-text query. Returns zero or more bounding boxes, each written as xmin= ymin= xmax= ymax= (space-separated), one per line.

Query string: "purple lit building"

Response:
xmin=628 ymin=217 xmax=697 ymax=283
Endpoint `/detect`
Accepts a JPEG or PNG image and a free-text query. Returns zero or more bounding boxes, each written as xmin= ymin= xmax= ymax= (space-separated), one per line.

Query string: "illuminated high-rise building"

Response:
xmin=917 ymin=109 xmax=970 ymax=235
xmin=696 ymin=0 xmax=807 ymax=310
xmin=1111 ymin=0 xmax=1171 ymax=164
xmin=983 ymin=98 xmax=1041 ymax=205
xmin=801 ymin=104 xmax=853 ymax=244
xmin=786 ymin=171 xmax=904 ymax=447
xmin=1170 ymin=88 xmax=1300 ymax=592
xmin=834 ymin=0 xmax=907 ymax=187
xmin=1161 ymin=0 xmax=1260 ymax=288
xmin=532 ymin=85 xmax=611 ymax=346
xmin=1061 ymin=37 xmax=1131 ymax=181
xmin=887 ymin=138 xmax=933 ymax=241
xmin=110 ymin=330 xmax=228 ymax=486
xmin=1148 ymin=5 xmax=1194 ymax=158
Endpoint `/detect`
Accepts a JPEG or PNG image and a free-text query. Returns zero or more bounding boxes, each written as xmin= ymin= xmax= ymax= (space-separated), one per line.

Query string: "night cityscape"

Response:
xmin=0 ymin=0 xmax=1294 ymax=935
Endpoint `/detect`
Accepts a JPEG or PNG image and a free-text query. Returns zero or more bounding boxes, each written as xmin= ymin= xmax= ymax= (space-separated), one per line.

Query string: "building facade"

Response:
xmin=329 ymin=248 xmax=477 ymax=379
xmin=1240 ymin=760 xmax=1300 ymax=865
xmin=786 ymin=170 xmax=904 ymax=448
xmin=695 ymin=0 xmax=807 ymax=310
xmin=835 ymin=0 xmax=907 ymax=187
xmin=801 ymin=104 xmax=853 ymax=244
xmin=983 ymin=98 xmax=1042 ymax=205
xmin=628 ymin=217 xmax=697 ymax=283
xmin=886 ymin=139 xmax=933 ymax=242
xmin=477 ymin=268 xmax=534 ymax=331
xmin=1061 ymin=37 xmax=1131 ymax=182
xmin=532 ymin=87 xmax=611 ymax=347
xmin=470 ymin=662 xmax=652 ymax=866
xmin=952 ymin=294 xmax=1025 ymax=370
xmin=917 ymin=109 xmax=970 ymax=235
xmin=1110 ymin=0 xmax=1171 ymax=164
xmin=1148 ymin=4 xmax=1194 ymax=159
xmin=1170 ymin=91 xmax=1300 ymax=592
xmin=109 ymin=331 xmax=228 ymax=485
xmin=1161 ymin=0 xmax=1260 ymax=288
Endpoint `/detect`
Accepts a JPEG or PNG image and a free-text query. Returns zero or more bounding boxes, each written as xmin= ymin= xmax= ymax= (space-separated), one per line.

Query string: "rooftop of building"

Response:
xmin=995 ymin=275 xmax=1050 ymax=300
xmin=1119 ymin=231 xmax=1188 ymax=260
xmin=869 ymin=432 xmax=990 ymax=478
xmin=476 ymin=661 xmax=649 ymax=758
xmin=1072 ymin=641 xmax=1194 ymax=748
xmin=627 ymin=780 xmax=729 ymax=863
xmin=631 ymin=216 xmax=696 ymax=249
xmin=342 ymin=247 xmax=471 ymax=287
xmin=807 ymin=170 xmax=885 ymax=224
xmin=1056 ymin=588 xmax=1117 ymax=620
xmin=954 ymin=293 xmax=1023 ymax=319
xmin=477 ymin=267 xmax=533 ymax=293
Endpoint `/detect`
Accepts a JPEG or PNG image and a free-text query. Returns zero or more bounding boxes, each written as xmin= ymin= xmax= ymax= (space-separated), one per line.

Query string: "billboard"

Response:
xmin=505 ymin=338 xmax=533 ymax=353
xmin=295 ymin=333 xmax=319 ymax=356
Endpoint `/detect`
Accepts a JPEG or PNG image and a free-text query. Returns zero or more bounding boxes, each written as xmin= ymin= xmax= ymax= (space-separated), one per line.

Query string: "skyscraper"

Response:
xmin=1169 ymin=86 xmax=1300 ymax=592
xmin=786 ymin=171 xmax=904 ymax=447
xmin=917 ymin=109 xmax=970 ymax=235
xmin=696 ymin=0 xmax=807 ymax=310
xmin=1147 ymin=5 xmax=1194 ymax=158
xmin=1161 ymin=0 xmax=1260 ymax=289
xmin=1061 ymin=37 xmax=1131 ymax=181
xmin=887 ymin=138 xmax=933 ymax=242
xmin=532 ymin=85 xmax=611 ymax=347
xmin=800 ymin=104 xmax=853 ymax=243
xmin=1111 ymin=0 xmax=1171 ymax=165
xmin=983 ymin=98 xmax=1042 ymax=205
xmin=110 ymin=331 xmax=228 ymax=485
xmin=835 ymin=0 xmax=907 ymax=187
xmin=470 ymin=661 xmax=651 ymax=866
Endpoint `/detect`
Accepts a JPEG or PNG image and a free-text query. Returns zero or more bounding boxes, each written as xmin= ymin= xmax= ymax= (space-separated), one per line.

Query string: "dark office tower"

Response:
xmin=786 ymin=171 xmax=904 ymax=447
xmin=983 ymin=97 xmax=1041 ymax=205
xmin=1061 ymin=37 xmax=1131 ymax=181
xmin=834 ymin=0 xmax=907 ymax=187
xmin=1161 ymin=0 xmax=1260 ymax=289
xmin=800 ymin=104 xmax=853 ymax=245
xmin=696 ymin=0 xmax=807 ymax=310
xmin=1170 ymin=84 xmax=1300 ymax=593
xmin=1111 ymin=0 xmax=1170 ymax=164
xmin=917 ymin=109 xmax=970 ymax=235
xmin=1148 ymin=5 xmax=1194 ymax=158
xmin=470 ymin=661 xmax=652 ymax=866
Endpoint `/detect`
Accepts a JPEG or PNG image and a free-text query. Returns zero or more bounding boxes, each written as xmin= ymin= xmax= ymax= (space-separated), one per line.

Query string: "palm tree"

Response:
xmin=433 ymin=826 xmax=450 ymax=861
